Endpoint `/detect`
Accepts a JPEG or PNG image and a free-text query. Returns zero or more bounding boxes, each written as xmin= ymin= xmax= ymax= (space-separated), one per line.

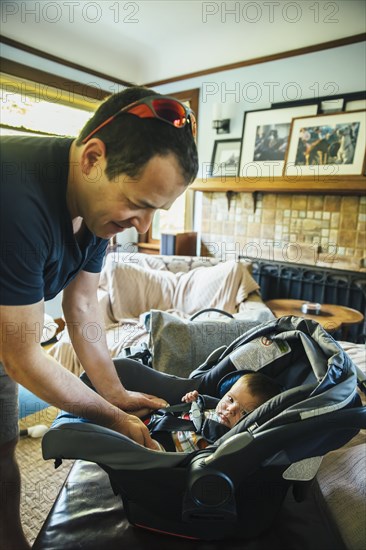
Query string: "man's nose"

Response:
xmin=131 ymin=210 xmax=155 ymax=234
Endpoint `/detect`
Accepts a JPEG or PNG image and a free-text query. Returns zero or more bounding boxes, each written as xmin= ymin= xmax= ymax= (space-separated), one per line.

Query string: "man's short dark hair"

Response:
xmin=76 ymin=86 xmax=198 ymax=185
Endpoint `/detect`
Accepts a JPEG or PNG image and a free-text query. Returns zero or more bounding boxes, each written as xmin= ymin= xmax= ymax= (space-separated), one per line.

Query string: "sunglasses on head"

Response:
xmin=82 ymin=95 xmax=197 ymax=143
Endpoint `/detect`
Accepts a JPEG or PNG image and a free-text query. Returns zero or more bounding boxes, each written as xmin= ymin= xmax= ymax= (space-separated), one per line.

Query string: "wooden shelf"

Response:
xmin=137 ymin=242 xmax=160 ymax=255
xmin=190 ymin=175 xmax=366 ymax=194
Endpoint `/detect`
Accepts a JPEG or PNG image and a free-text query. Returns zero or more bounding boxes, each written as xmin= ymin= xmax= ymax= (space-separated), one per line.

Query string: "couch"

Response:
xmin=50 ymin=252 xmax=273 ymax=377
xmin=47 ymin=252 xmax=365 ymax=549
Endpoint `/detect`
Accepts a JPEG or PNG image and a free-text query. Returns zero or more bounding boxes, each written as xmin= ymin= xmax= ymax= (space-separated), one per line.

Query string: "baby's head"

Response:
xmin=215 ymin=372 xmax=280 ymax=429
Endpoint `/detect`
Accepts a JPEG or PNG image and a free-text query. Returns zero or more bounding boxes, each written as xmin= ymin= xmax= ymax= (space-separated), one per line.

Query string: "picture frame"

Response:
xmin=210 ymin=139 xmax=241 ymax=177
xmin=345 ymin=99 xmax=366 ymax=112
xmin=239 ymin=104 xmax=318 ymax=178
xmin=272 ymin=91 xmax=366 ymax=113
xmin=284 ymin=110 xmax=366 ymax=177
xmin=319 ymin=98 xmax=344 ymax=114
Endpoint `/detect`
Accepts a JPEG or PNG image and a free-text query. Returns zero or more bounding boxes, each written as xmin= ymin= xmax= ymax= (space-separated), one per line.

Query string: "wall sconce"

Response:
xmin=212 ymin=118 xmax=231 ymax=134
xmin=212 ymin=103 xmax=231 ymax=134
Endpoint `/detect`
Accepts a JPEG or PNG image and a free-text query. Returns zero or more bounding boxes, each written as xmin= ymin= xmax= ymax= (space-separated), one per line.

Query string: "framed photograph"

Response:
xmin=284 ymin=110 xmax=366 ymax=177
xmin=319 ymin=98 xmax=344 ymax=114
xmin=272 ymin=91 xmax=366 ymax=113
xmin=239 ymin=104 xmax=318 ymax=178
xmin=345 ymin=99 xmax=366 ymax=112
xmin=210 ymin=139 xmax=241 ymax=177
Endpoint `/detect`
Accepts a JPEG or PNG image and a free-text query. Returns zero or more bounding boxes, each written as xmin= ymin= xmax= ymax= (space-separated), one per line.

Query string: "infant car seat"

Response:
xmin=42 ymin=316 xmax=366 ymax=541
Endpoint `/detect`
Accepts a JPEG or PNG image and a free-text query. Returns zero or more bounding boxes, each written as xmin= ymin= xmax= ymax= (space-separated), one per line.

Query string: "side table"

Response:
xmin=265 ymin=299 xmax=364 ymax=338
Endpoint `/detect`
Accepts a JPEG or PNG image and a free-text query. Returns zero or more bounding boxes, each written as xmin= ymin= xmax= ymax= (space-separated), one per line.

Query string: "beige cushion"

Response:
xmin=107 ymin=260 xmax=176 ymax=321
xmin=101 ymin=254 xmax=258 ymax=322
xmin=173 ymin=260 xmax=259 ymax=316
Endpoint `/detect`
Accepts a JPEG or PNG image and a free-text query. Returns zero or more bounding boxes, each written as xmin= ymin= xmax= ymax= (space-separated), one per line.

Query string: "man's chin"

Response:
xmin=97 ymin=223 xmax=126 ymax=239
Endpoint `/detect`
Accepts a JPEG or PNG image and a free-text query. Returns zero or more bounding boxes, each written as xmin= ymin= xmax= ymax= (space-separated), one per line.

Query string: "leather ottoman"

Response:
xmin=33 ymin=460 xmax=344 ymax=550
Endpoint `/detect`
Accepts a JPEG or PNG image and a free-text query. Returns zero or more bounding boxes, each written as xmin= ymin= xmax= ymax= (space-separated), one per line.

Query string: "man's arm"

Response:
xmin=0 ymin=300 xmax=159 ymax=449
xmin=62 ymin=269 xmax=167 ymax=413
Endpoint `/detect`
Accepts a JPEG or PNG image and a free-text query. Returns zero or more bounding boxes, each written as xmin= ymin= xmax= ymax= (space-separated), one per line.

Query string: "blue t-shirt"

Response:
xmin=0 ymin=136 xmax=109 ymax=306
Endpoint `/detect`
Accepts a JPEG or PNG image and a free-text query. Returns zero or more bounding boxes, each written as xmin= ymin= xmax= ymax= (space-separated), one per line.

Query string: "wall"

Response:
xmin=154 ymin=41 xmax=366 ymax=271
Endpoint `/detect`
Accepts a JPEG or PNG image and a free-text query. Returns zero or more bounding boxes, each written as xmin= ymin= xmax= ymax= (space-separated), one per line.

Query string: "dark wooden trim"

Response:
xmin=138 ymin=229 xmax=159 ymax=246
xmin=2 ymin=34 xmax=364 ymax=91
xmin=1 ymin=58 xmax=110 ymax=103
xmin=145 ymin=33 xmax=366 ymax=87
xmin=171 ymin=88 xmax=200 ymax=118
xmin=169 ymin=88 xmax=200 ymax=136
xmin=0 ymin=35 xmax=134 ymax=87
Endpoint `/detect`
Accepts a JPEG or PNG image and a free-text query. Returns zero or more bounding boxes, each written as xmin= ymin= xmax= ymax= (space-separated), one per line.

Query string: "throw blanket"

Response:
xmin=102 ymin=255 xmax=260 ymax=322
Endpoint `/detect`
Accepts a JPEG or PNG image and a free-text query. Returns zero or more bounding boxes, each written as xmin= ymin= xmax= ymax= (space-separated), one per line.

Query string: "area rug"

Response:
xmin=16 ymin=406 xmax=74 ymax=546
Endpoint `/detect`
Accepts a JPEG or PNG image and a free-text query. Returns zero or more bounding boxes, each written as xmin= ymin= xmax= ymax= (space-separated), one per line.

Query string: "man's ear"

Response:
xmin=80 ymin=139 xmax=107 ymax=176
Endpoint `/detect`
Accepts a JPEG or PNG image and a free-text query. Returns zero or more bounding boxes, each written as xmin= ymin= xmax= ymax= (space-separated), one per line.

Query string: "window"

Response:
xmin=0 ymin=72 xmax=100 ymax=137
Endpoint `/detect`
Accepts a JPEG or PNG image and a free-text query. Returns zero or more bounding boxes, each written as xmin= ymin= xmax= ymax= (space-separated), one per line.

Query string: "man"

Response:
xmin=0 ymin=86 xmax=198 ymax=549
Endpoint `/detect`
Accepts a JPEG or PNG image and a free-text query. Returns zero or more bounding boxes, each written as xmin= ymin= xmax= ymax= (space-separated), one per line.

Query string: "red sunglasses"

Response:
xmin=82 ymin=95 xmax=197 ymax=143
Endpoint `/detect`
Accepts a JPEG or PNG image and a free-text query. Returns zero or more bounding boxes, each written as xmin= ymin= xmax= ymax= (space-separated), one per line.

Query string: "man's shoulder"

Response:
xmin=1 ymin=136 xmax=73 ymax=237
xmin=1 ymin=136 xmax=73 ymax=195
xmin=1 ymin=135 xmax=73 ymax=162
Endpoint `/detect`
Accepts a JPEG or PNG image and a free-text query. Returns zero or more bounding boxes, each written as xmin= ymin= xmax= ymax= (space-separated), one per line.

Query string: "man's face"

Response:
xmin=215 ymin=381 xmax=261 ymax=429
xmin=79 ymin=152 xmax=187 ymax=240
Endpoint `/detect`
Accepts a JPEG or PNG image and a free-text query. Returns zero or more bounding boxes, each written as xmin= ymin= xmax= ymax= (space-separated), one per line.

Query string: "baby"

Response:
xmin=152 ymin=372 xmax=280 ymax=452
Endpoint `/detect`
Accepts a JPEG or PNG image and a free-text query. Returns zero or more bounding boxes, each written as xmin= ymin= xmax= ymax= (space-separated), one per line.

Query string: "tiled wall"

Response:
xmin=200 ymin=192 xmax=366 ymax=272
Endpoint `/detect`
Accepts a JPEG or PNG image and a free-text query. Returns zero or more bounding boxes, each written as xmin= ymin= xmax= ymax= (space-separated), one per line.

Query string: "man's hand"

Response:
xmin=111 ymin=413 xmax=161 ymax=450
xmin=182 ymin=390 xmax=199 ymax=403
xmin=109 ymin=390 xmax=169 ymax=417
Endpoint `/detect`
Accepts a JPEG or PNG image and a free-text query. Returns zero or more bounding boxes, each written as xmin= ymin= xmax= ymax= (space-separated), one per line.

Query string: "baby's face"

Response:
xmin=215 ymin=381 xmax=261 ymax=429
